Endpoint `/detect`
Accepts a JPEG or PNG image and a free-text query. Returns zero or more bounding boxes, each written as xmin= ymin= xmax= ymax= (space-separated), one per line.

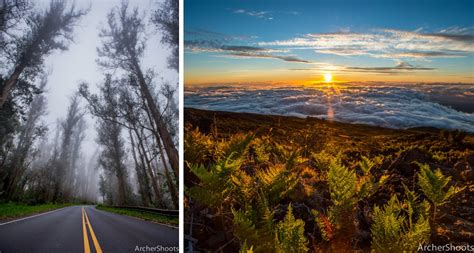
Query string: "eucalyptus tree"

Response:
xmin=151 ymin=0 xmax=178 ymax=71
xmin=0 ymin=72 xmax=48 ymax=200
xmin=97 ymin=115 xmax=130 ymax=206
xmin=52 ymin=94 xmax=84 ymax=202
xmin=97 ymin=2 xmax=178 ymax=177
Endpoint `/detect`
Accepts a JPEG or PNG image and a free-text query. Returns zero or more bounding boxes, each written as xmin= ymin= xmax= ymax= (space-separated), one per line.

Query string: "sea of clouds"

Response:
xmin=185 ymin=83 xmax=474 ymax=133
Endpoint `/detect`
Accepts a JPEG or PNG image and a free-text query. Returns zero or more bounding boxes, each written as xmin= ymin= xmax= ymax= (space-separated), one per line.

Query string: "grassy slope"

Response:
xmin=96 ymin=205 xmax=178 ymax=226
xmin=184 ymin=108 xmax=474 ymax=251
xmin=0 ymin=202 xmax=72 ymax=221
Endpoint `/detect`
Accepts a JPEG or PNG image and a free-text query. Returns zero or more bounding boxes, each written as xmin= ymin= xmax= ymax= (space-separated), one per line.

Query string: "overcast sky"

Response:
xmin=39 ymin=0 xmax=177 ymax=160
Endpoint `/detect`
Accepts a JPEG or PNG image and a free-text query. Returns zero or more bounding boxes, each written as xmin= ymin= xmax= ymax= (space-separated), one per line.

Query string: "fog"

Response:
xmin=1 ymin=0 xmax=178 ymax=206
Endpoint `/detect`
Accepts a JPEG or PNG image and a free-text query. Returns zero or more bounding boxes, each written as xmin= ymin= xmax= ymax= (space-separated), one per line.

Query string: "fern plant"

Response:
xmin=186 ymin=154 xmax=242 ymax=207
xmin=239 ymin=241 xmax=254 ymax=253
xmin=327 ymin=157 xmax=357 ymax=221
xmin=357 ymin=156 xmax=388 ymax=199
xmin=232 ymin=193 xmax=276 ymax=252
xmin=275 ymin=204 xmax=309 ymax=253
xmin=257 ymin=163 xmax=299 ymax=205
xmin=312 ymin=157 xmax=357 ymax=250
xmin=371 ymin=194 xmax=431 ymax=253
xmin=184 ymin=128 xmax=215 ymax=165
xmin=314 ymin=156 xmax=387 ymax=251
xmin=311 ymin=150 xmax=338 ymax=172
xmin=416 ymin=163 xmax=465 ymax=218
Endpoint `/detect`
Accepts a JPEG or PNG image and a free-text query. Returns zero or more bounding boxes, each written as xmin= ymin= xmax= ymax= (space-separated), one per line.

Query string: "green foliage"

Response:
xmin=371 ymin=195 xmax=431 ymax=253
xmin=184 ymin=128 xmax=215 ymax=165
xmin=0 ymin=202 xmax=72 ymax=220
xmin=233 ymin=203 xmax=308 ymax=253
xmin=275 ymin=204 xmax=308 ymax=253
xmin=416 ymin=163 xmax=465 ymax=217
xmin=312 ymin=157 xmax=357 ymax=243
xmin=186 ymin=130 xmax=304 ymax=252
xmin=248 ymin=137 xmax=272 ymax=164
xmin=327 ymin=158 xmax=357 ymax=218
xmin=239 ymin=241 xmax=254 ymax=253
xmin=257 ymin=162 xmax=299 ymax=205
xmin=311 ymin=150 xmax=336 ymax=171
xmin=357 ymin=156 xmax=387 ymax=199
xmin=185 ymin=110 xmax=474 ymax=252
xmin=96 ymin=205 xmax=178 ymax=226
xmin=232 ymin=194 xmax=275 ymax=252
xmin=315 ymin=156 xmax=386 ymax=243
xmin=187 ymin=155 xmax=241 ymax=207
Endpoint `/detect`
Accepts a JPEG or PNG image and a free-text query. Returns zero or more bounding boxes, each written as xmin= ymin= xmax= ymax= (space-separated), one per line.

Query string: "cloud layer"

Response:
xmin=185 ymin=83 xmax=474 ymax=132
xmin=185 ymin=39 xmax=311 ymax=63
xmin=258 ymin=28 xmax=474 ymax=59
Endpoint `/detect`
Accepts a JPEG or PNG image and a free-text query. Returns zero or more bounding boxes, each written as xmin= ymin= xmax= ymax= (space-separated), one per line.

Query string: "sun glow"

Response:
xmin=324 ymin=72 xmax=333 ymax=83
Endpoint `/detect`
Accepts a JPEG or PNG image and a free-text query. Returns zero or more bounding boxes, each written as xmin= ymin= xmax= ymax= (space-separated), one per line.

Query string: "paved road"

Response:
xmin=0 ymin=205 xmax=178 ymax=253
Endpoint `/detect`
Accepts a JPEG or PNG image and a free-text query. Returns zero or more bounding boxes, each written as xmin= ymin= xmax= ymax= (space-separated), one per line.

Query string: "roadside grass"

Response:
xmin=95 ymin=204 xmax=178 ymax=226
xmin=0 ymin=202 xmax=72 ymax=221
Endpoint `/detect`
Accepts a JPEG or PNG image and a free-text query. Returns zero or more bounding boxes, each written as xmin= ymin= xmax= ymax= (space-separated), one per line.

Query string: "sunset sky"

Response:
xmin=184 ymin=0 xmax=474 ymax=85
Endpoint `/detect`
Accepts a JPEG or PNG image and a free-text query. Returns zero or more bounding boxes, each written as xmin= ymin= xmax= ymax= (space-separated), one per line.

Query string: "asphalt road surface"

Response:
xmin=0 ymin=205 xmax=179 ymax=253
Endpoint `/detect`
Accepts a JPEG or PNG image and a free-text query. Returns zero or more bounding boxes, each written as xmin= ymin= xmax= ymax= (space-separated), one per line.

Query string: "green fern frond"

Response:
xmin=371 ymin=194 xmax=431 ymax=253
xmin=184 ymin=128 xmax=214 ymax=164
xmin=311 ymin=150 xmax=336 ymax=171
xmin=371 ymin=196 xmax=405 ymax=253
xmin=417 ymin=163 xmax=466 ymax=211
xmin=357 ymin=156 xmax=386 ymax=199
xmin=233 ymin=207 xmax=260 ymax=245
xmin=257 ymin=164 xmax=299 ymax=205
xmin=328 ymin=158 xmax=357 ymax=209
xmin=359 ymin=156 xmax=376 ymax=175
xmin=275 ymin=204 xmax=309 ymax=253
xmin=239 ymin=241 xmax=254 ymax=253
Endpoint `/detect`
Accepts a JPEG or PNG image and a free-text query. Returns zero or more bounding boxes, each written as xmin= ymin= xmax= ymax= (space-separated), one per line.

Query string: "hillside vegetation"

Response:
xmin=184 ymin=108 xmax=473 ymax=252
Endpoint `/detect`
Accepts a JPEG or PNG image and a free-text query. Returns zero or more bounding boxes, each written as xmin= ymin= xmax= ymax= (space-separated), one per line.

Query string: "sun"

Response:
xmin=324 ymin=72 xmax=333 ymax=83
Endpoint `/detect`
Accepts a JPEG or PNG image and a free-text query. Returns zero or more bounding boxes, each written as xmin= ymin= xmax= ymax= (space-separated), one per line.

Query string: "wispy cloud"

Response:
xmin=185 ymin=28 xmax=258 ymax=42
xmin=227 ymin=52 xmax=311 ymax=63
xmin=232 ymin=9 xmax=298 ymax=20
xmin=185 ymin=40 xmax=311 ymax=63
xmin=289 ymin=62 xmax=436 ymax=74
xmin=258 ymin=28 xmax=474 ymax=59
xmin=345 ymin=62 xmax=435 ymax=74
xmin=233 ymin=9 xmax=272 ymax=19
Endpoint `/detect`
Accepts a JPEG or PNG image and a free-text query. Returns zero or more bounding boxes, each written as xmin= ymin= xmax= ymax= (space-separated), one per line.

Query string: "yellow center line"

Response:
xmin=81 ymin=208 xmax=91 ymax=253
xmin=83 ymin=207 xmax=103 ymax=253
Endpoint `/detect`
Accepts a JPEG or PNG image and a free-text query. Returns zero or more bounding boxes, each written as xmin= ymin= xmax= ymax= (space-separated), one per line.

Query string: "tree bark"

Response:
xmin=0 ymin=66 xmax=23 ymax=108
xmin=134 ymin=127 xmax=165 ymax=208
xmin=130 ymin=58 xmax=179 ymax=178
xmin=129 ymin=128 xmax=151 ymax=207
xmin=155 ymin=137 xmax=178 ymax=209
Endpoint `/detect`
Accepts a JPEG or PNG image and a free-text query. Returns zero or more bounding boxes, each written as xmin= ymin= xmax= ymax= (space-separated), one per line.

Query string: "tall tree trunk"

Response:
xmin=155 ymin=137 xmax=178 ymax=209
xmin=129 ymin=129 xmax=151 ymax=207
xmin=134 ymin=127 xmax=165 ymax=208
xmin=116 ymin=170 xmax=126 ymax=205
xmin=130 ymin=57 xmax=178 ymax=177
xmin=0 ymin=63 xmax=23 ymax=108
xmin=140 ymin=99 xmax=178 ymax=208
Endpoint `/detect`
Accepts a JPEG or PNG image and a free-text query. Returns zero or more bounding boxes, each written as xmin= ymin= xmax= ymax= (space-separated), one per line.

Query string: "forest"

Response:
xmin=184 ymin=108 xmax=473 ymax=252
xmin=0 ymin=0 xmax=178 ymax=210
